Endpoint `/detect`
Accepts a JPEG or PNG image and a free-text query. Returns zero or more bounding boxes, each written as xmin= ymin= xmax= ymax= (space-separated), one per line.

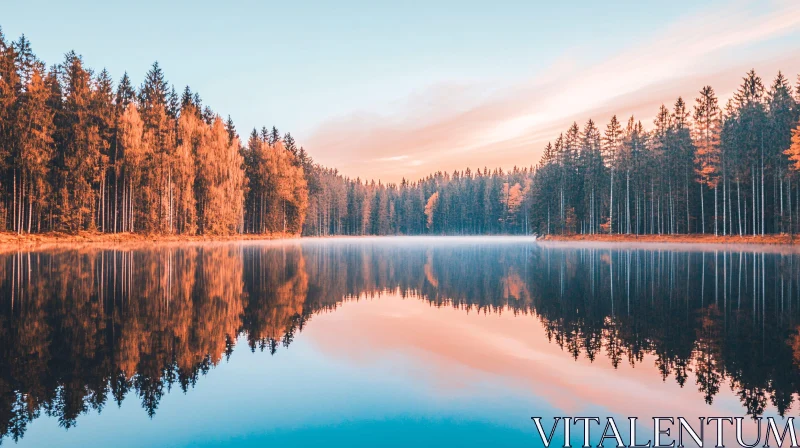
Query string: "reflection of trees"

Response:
xmin=517 ymin=249 xmax=800 ymax=419
xmin=302 ymin=244 xmax=800 ymax=419
xmin=2 ymin=242 xmax=800 ymax=442
xmin=242 ymin=245 xmax=309 ymax=352
xmin=0 ymin=244 xmax=306 ymax=443
xmin=297 ymin=242 xmax=800 ymax=420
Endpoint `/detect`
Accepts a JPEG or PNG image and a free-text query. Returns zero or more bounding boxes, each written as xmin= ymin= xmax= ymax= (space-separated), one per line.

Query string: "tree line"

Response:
xmin=3 ymin=27 xmax=800 ymax=237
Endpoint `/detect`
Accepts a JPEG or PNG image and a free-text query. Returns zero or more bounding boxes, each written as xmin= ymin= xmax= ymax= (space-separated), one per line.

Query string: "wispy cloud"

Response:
xmin=306 ymin=0 xmax=800 ymax=183
xmin=375 ymin=155 xmax=409 ymax=162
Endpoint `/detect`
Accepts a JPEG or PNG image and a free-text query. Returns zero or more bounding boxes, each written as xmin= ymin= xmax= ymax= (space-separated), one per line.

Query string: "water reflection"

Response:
xmin=1 ymin=239 xmax=799 ymax=443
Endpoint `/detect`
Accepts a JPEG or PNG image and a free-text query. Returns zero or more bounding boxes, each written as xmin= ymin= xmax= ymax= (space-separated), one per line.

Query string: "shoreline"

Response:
xmin=0 ymin=231 xmax=298 ymax=252
xmin=0 ymin=232 xmax=798 ymax=252
xmin=540 ymin=233 xmax=798 ymax=245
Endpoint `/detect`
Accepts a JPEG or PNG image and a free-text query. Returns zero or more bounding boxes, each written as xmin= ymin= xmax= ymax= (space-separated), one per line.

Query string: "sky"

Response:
xmin=5 ymin=0 xmax=800 ymax=183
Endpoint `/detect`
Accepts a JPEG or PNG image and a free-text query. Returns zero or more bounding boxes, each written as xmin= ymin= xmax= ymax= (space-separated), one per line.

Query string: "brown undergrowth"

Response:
xmin=0 ymin=231 xmax=298 ymax=253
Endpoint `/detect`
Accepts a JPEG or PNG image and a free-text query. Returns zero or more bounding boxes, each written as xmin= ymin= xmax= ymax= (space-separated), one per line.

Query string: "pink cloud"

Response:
xmin=305 ymin=0 xmax=800 ymax=183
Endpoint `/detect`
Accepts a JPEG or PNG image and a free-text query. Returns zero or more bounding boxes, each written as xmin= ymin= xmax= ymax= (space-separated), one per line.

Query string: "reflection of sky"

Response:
xmin=17 ymin=294 xmax=781 ymax=447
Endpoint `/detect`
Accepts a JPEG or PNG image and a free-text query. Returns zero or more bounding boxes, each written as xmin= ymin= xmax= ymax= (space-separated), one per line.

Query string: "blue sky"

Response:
xmin=4 ymin=0 xmax=800 ymax=181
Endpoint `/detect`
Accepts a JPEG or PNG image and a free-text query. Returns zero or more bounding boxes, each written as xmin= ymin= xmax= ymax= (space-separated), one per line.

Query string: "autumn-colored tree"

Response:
xmin=117 ymin=103 xmax=147 ymax=232
xmin=0 ymin=29 xmax=19 ymax=228
xmin=785 ymin=120 xmax=800 ymax=173
xmin=172 ymin=104 xmax=201 ymax=234
xmin=242 ymin=134 xmax=307 ymax=234
xmin=196 ymin=117 xmax=245 ymax=235
xmin=424 ymin=191 xmax=439 ymax=231
xmin=13 ymin=64 xmax=53 ymax=233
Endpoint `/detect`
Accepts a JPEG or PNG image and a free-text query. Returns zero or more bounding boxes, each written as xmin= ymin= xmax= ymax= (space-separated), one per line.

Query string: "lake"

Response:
xmin=1 ymin=237 xmax=798 ymax=447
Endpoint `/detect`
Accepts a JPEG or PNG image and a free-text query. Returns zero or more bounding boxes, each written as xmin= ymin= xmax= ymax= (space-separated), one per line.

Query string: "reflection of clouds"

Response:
xmin=306 ymin=1 xmax=800 ymax=183
xmin=306 ymin=294 xmax=774 ymax=442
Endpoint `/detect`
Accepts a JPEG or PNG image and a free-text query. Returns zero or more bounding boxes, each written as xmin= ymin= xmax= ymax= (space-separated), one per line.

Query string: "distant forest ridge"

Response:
xmin=1 ymin=28 xmax=800 ymax=237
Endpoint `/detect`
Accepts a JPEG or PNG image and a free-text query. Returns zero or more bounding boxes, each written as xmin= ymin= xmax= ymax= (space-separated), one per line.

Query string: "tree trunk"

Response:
xmin=19 ymin=175 xmax=25 ymax=234
xmin=722 ymin=169 xmax=726 ymax=236
xmin=685 ymin=168 xmax=689 ymax=234
xmin=714 ymin=184 xmax=718 ymax=236
xmin=790 ymin=176 xmax=794 ymax=238
xmin=114 ymin=171 xmax=118 ymax=233
xmin=780 ymin=171 xmax=785 ymax=233
xmin=737 ymin=178 xmax=742 ymax=236
xmin=609 ymin=168 xmax=613 ymax=234
xmin=761 ymin=131 xmax=765 ymax=235
xmin=752 ymin=166 xmax=756 ymax=236
xmin=27 ymin=182 xmax=32 ymax=234
xmin=700 ymin=182 xmax=705 ymax=234
xmin=651 ymin=180 xmax=655 ymax=234
xmin=13 ymin=172 xmax=17 ymax=234
xmin=626 ymin=170 xmax=630 ymax=234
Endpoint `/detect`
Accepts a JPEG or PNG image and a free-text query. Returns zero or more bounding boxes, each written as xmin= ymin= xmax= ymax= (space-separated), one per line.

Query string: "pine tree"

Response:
xmin=693 ymin=86 xmax=721 ymax=234
xmin=56 ymin=51 xmax=102 ymax=231
xmin=581 ymin=119 xmax=603 ymax=234
xmin=92 ymin=68 xmax=115 ymax=232
xmin=672 ymin=97 xmax=695 ymax=234
xmin=0 ymin=29 xmax=19 ymax=229
xmin=733 ymin=70 xmax=767 ymax=235
xmin=13 ymin=35 xmax=36 ymax=87
xmin=603 ymin=115 xmax=622 ymax=233
xmin=225 ymin=115 xmax=236 ymax=145
xmin=768 ymin=72 xmax=795 ymax=233
xmin=167 ymin=85 xmax=179 ymax=119
xmin=180 ymin=86 xmax=193 ymax=109
xmin=269 ymin=126 xmax=280 ymax=146
xmin=116 ymin=72 xmax=135 ymax=110
xmin=138 ymin=61 xmax=174 ymax=232
xmin=283 ymin=132 xmax=298 ymax=158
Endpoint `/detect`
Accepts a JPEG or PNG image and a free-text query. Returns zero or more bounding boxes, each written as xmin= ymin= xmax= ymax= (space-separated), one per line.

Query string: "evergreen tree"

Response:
xmin=225 ymin=115 xmax=236 ymax=144
xmin=693 ymin=86 xmax=721 ymax=234
xmin=56 ymin=51 xmax=102 ymax=231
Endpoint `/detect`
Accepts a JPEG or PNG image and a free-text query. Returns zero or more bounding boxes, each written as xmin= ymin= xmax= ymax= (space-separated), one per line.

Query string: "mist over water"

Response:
xmin=1 ymin=237 xmax=798 ymax=447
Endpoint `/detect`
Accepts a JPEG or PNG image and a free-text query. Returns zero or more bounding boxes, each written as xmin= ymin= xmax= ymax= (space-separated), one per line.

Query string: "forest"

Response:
xmin=2 ymin=27 xmax=800 ymax=237
xmin=0 ymin=29 xmax=307 ymax=236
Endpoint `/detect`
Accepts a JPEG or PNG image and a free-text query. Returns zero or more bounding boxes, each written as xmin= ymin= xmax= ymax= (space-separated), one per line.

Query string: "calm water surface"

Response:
xmin=1 ymin=237 xmax=799 ymax=447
